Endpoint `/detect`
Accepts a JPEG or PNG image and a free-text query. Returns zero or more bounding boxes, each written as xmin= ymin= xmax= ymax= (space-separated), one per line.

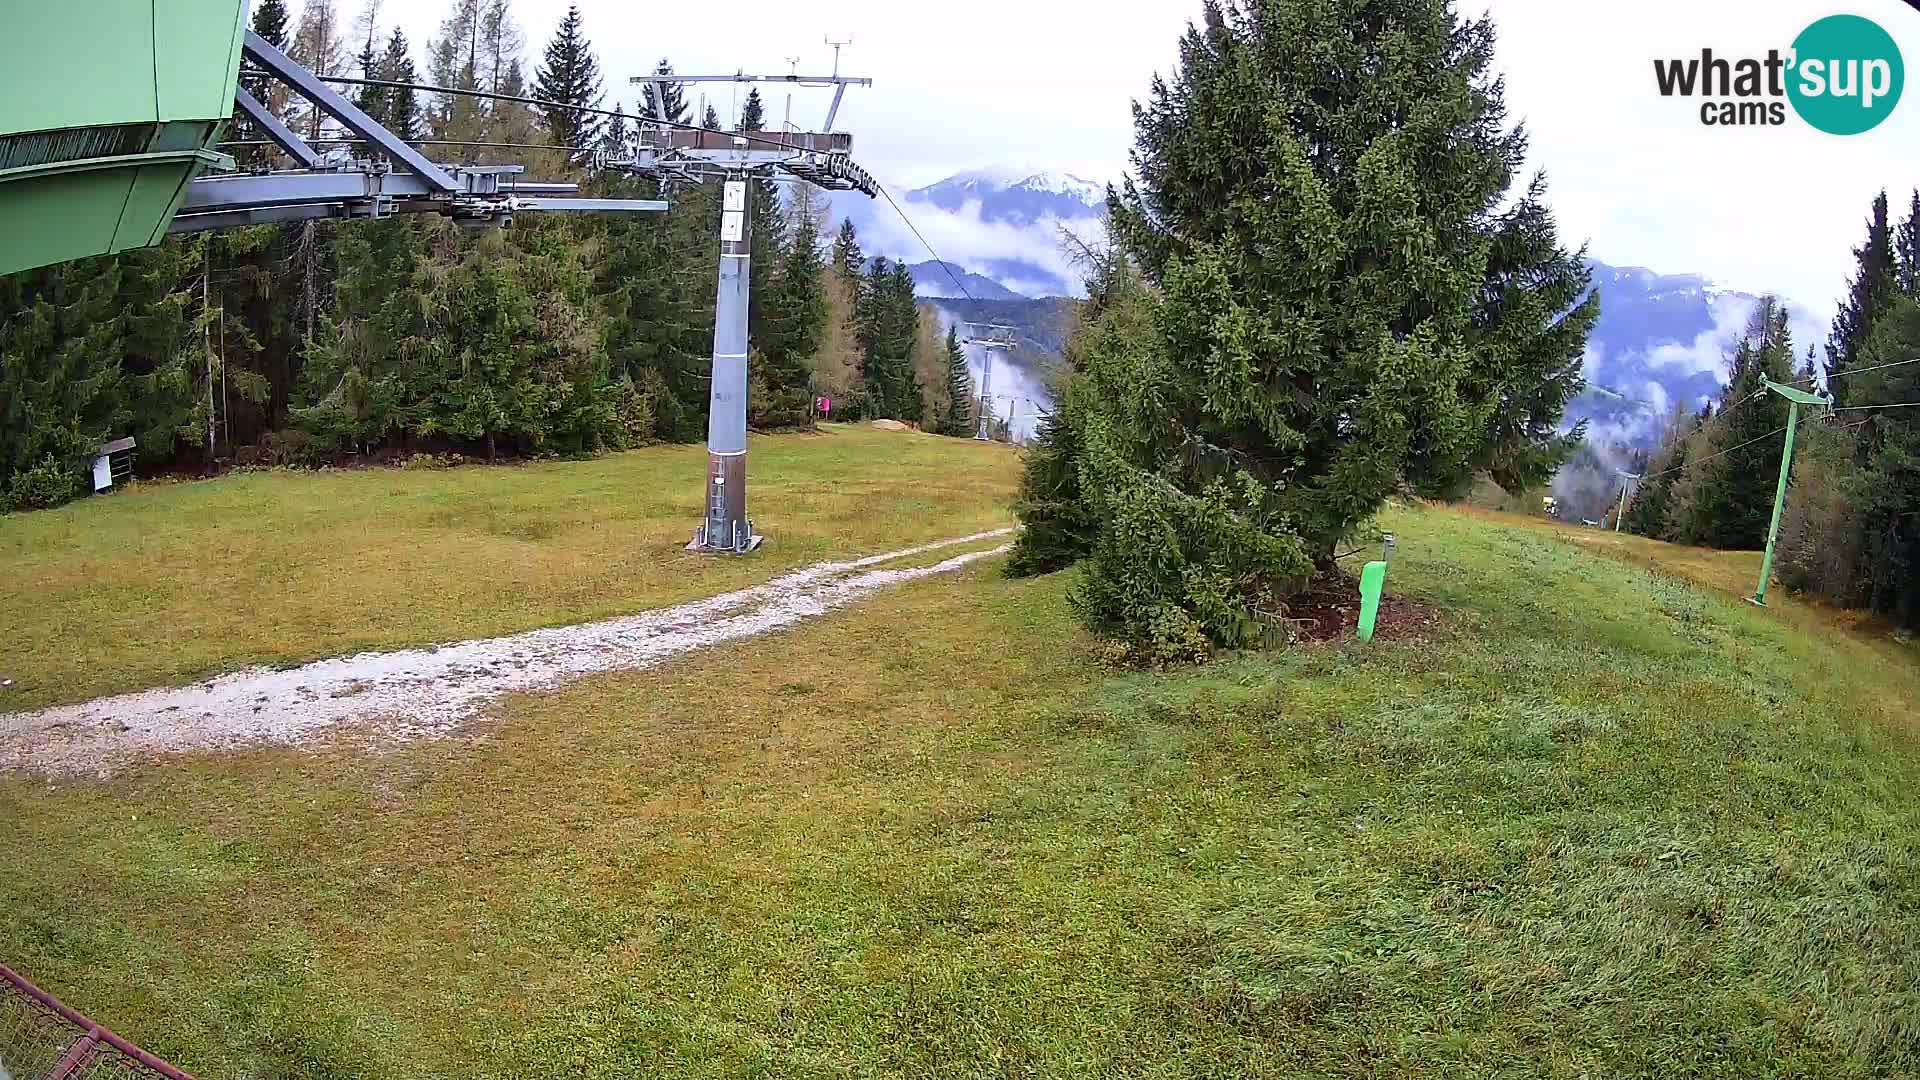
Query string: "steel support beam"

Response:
xmin=233 ymin=87 xmax=320 ymax=168
xmin=180 ymin=170 xmax=425 ymax=212
xmin=511 ymin=197 xmax=669 ymax=212
xmin=242 ymin=30 xmax=458 ymax=192
xmin=630 ymin=73 xmax=872 ymax=87
xmin=824 ymin=84 xmax=848 ymax=130
xmin=169 ymin=202 xmax=344 ymax=233
xmin=688 ymin=175 xmax=760 ymax=554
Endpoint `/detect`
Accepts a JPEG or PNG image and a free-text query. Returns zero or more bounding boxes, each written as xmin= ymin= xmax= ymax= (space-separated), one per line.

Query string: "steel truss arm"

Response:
xmin=173 ymin=170 xmax=668 ymax=234
xmin=181 ymin=37 xmax=670 ymax=234
xmin=234 ymin=88 xmax=321 ymax=169
xmin=241 ymin=30 xmax=458 ymax=192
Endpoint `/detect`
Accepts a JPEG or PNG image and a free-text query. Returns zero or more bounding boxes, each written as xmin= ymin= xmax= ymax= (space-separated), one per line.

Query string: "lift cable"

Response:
xmin=1636 ymin=424 xmax=1790 ymax=481
xmin=1827 ymin=356 xmax=1920 ymax=382
xmin=870 ymin=183 xmax=979 ymax=303
xmin=1835 ymin=400 xmax=1920 ymax=411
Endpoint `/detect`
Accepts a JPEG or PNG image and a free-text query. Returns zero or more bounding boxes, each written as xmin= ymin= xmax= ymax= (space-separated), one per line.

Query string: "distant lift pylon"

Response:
xmin=611 ymin=66 xmax=878 ymax=554
xmin=963 ymin=324 xmax=1016 ymax=441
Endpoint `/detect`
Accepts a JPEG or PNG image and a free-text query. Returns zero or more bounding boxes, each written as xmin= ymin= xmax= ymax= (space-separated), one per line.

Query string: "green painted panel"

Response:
xmin=0 ymin=1 xmax=242 ymax=274
xmin=1 ymin=2 xmax=158 ymax=135
xmin=155 ymin=0 xmax=250 ymax=122
xmin=0 ymin=172 xmax=134 ymax=277
xmin=117 ymin=161 xmax=201 ymax=250
xmin=2 ymin=1 xmax=246 ymax=137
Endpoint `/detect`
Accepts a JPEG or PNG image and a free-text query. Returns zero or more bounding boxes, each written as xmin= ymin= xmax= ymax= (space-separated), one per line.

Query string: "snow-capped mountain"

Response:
xmin=907 ymin=169 xmax=1108 ymax=226
xmin=826 ymin=167 xmax=1108 ymax=298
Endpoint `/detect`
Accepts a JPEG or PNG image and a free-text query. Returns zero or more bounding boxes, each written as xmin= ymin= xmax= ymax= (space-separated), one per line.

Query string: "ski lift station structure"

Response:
xmin=1 ymin=0 xmax=882 ymax=559
xmin=0 ymin=1 xmax=680 ymax=278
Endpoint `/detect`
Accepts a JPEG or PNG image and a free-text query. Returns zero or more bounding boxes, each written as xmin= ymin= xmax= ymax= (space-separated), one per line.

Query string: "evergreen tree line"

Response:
xmin=1007 ymin=0 xmax=1597 ymax=664
xmin=1 ymin=0 xmax=967 ymax=511
xmin=1620 ymin=297 xmax=1801 ymax=548
xmin=1623 ymin=190 xmax=1920 ymax=629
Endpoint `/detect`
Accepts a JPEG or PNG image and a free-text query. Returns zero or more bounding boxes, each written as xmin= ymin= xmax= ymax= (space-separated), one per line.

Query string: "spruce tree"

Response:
xmin=1894 ymin=189 xmax=1920 ymax=299
xmin=1622 ymin=406 xmax=1695 ymax=537
xmin=831 ymin=219 xmax=864 ymax=282
xmin=1854 ymin=299 xmax=1920 ymax=626
xmin=379 ymin=29 xmax=422 ymax=142
xmin=891 ymin=262 xmax=925 ymax=424
xmin=599 ymin=103 xmax=629 ymax=157
xmin=352 ymin=0 xmax=385 ymax=120
xmin=534 ymin=5 xmax=604 ymax=155
xmin=355 ymin=34 xmax=384 ymax=121
xmin=857 ymin=257 xmax=922 ymax=419
xmin=702 ymin=104 xmax=722 ymax=131
xmin=1826 ymin=190 xmax=1897 ymax=400
xmin=736 ymin=88 xmax=766 ymax=132
xmin=1040 ymin=0 xmax=1597 ymax=657
xmin=233 ymin=0 xmax=297 ymax=169
xmin=0 ymin=259 xmax=129 ymax=509
xmin=938 ymin=327 xmax=975 ymax=436
xmin=756 ymin=189 xmax=827 ymax=428
xmin=1677 ymin=299 xmax=1795 ymax=549
xmin=734 ymin=90 xmax=783 ymax=344
xmin=254 ymin=0 xmax=293 ymax=48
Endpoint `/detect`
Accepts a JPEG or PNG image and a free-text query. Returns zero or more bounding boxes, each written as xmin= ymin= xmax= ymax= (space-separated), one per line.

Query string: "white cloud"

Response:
xmin=1643 ymin=293 xmax=1757 ymax=381
xmin=865 ymin=189 xmax=1100 ymax=296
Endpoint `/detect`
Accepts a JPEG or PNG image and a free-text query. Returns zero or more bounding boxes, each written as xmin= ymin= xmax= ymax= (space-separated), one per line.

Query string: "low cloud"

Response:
xmin=1639 ymin=292 xmax=1829 ymax=383
xmin=930 ymin=308 xmax=1055 ymax=442
xmin=866 ymin=187 xmax=1100 ymax=298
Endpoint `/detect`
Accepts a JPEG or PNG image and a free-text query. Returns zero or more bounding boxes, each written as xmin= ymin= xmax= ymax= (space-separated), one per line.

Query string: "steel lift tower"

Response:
xmin=616 ymin=68 xmax=877 ymax=554
xmin=964 ymin=323 xmax=1016 ymax=442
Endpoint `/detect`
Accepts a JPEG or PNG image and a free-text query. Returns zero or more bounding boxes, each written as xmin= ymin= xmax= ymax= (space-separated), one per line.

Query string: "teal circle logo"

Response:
xmin=1788 ymin=15 xmax=1904 ymax=135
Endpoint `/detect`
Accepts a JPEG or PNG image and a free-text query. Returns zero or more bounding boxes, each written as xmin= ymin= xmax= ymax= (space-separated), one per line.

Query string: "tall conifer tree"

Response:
xmin=534 ymin=5 xmax=604 ymax=154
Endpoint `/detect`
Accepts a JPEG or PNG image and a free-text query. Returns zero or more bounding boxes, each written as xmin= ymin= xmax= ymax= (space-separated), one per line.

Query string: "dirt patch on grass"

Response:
xmin=1286 ymin=572 xmax=1441 ymax=644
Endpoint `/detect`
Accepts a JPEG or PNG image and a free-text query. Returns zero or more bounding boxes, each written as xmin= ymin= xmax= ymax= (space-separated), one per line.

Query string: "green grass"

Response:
xmin=4 ymin=443 xmax=1919 ymax=1078
xmin=0 ymin=425 xmax=1018 ymax=710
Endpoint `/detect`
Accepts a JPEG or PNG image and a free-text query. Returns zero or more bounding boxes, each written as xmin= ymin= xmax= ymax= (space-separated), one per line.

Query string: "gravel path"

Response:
xmin=0 ymin=529 xmax=1013 ymax=777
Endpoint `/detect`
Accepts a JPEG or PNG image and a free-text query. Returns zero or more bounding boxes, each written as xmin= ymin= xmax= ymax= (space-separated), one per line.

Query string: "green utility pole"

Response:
xmin=1752 ymin=379 xmax=1831 ymax=607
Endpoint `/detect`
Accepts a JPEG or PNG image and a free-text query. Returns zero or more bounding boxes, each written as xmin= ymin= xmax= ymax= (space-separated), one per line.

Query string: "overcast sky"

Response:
xmin=373 ymin=0 xmax=1920 ymax=316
